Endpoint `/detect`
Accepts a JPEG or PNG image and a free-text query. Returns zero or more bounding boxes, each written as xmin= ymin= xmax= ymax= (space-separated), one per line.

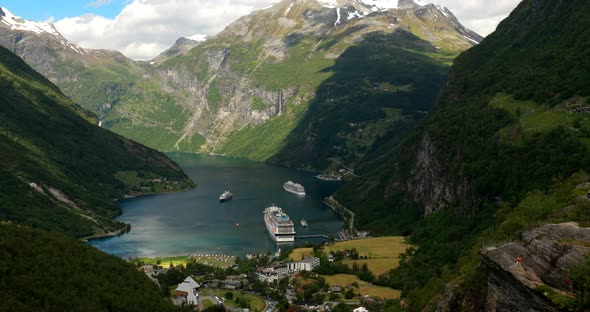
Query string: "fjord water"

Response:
xmin=90 ymin=153 xmax=344 ymax=258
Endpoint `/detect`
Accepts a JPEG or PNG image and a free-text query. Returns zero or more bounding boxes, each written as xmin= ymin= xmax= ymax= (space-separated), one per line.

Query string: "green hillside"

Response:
xmin=0 ymin=46 xmax=193 ymax=238
xmin=0 ymin=223 xmax=187 ymax=312
xmin=268 ymin=30 xmax=450 ymax=170
xmin=336 ymin=0 xmax=590 ymax=309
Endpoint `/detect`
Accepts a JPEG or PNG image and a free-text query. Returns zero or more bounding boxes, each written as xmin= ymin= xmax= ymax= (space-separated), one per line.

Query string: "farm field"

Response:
xmin=288 ymin=236 xmax=410 ymax=275
xmin=322 ymin=274 xmax=401 ymax=299
xmin=199 ymin=288 xmax=266 ymax=312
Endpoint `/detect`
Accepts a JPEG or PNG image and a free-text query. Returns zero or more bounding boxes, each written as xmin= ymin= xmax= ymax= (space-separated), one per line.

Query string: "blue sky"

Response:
xmin=1 ymin=0 xmax=123 ymax=21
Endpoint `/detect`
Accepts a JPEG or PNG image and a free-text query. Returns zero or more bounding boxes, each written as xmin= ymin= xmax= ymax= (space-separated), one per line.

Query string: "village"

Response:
xmin=133 ymin=236 xmax=410 ymax=312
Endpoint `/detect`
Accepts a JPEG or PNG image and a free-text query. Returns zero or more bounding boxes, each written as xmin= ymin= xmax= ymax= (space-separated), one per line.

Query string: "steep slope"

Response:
xmin=0 ymin=2 xmax=480 ymax=172
xmin=0 ymin=45 xmax=193 ymax=238
xmin=0 ymin=223 xmax=186 ymax=311
xmin=333 ymin=0 xmax=590 ymax=310
xmin=338 ymin=0 xmax=590 ymax=232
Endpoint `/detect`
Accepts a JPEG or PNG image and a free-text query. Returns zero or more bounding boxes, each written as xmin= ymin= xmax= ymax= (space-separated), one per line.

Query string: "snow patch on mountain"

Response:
xmin=359 ymin=0 xmax=399 ymax=9
xmin=285 ymin=2 xmax=295 ymax=15
xmin=318 ymin=0 xmax=338 ymax=9
xmin=347 ymin=9 xmax=365 ymax=20
xmin=187 ymin=34 xmax=207 ymax=42
xmin=463 ymin=35 xmax=479 ymax=45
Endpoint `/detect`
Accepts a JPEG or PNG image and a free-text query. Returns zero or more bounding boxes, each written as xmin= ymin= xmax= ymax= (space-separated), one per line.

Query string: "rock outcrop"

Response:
xmin=481 ymin=223 xmax=590 ymax=311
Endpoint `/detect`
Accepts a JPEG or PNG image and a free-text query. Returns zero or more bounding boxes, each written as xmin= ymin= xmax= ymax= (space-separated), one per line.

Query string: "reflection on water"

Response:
xmin=90 ymin=153 xmax=344 ymax=258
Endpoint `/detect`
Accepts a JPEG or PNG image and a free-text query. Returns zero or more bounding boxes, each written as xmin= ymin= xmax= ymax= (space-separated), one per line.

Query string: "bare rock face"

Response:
xmin=481 ymin=223 xmax=590 ymax=311
xmin=403 ymin=132 xmax=473 ymax=215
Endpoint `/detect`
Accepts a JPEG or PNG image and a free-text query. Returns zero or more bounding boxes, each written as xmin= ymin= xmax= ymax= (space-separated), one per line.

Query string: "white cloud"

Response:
xmin=427 ymin=0 xmax=523 ymax=36
xmin=55 ymin=0 xmax=523 ymax=60
xmin=87 ymin=0 xmax=113 ymax=9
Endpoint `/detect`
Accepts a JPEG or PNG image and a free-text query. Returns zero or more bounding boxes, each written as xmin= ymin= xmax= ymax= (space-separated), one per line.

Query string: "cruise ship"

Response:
xmin=264 ymin=205 xmax=296 ymax=242
xmin=283 ymin=181 xmax=305 ymax=196
xmin=219 ymin=191 xmax=232 ymax=202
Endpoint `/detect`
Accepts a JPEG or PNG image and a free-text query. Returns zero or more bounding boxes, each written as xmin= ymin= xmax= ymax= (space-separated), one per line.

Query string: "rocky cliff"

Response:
xmin=482 ymin=223 xmax=590 ymax=311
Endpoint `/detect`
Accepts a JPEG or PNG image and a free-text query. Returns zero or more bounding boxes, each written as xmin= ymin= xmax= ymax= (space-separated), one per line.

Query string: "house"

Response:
xmin=256 ymin=264 xmax=289 ymax=282
xmin=353 ymin=307 xmax=368 ymax=312
xmin=327 ymin=254 xmax=335 ymax=262
xmin=175 ymin=276 xmax=200 ymax=305
xmin=222 ymin=279 xmax=242 ymax=290
xmin=329 ymin=286 xmax=342 ymax=293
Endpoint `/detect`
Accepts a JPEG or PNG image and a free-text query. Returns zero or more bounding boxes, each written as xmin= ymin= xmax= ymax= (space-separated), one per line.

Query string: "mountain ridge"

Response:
xmin=0 ymin=44 xmax=193 ymax=238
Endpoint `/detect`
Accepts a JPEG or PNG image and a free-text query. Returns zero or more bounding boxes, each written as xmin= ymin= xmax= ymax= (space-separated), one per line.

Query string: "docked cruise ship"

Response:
xmin=283 ymin=181 xmax=305 ymax=196
xmin=264 ymin=205 xmax=296 ymax=242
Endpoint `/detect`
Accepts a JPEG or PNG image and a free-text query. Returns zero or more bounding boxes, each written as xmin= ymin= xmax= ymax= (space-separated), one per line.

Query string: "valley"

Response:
xmin=1 ymin=0 xmax=590 ymax=311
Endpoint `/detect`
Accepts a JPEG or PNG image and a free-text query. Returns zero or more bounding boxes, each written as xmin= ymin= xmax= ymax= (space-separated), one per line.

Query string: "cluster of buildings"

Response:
xmin=256 ymin=257 xmax=320 ymax=282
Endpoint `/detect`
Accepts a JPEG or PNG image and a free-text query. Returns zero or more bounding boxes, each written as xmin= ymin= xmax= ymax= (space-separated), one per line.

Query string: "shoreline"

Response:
xmin=80 ymin=225 xmax=130 ymax=242
xmin=324 ymin=196 xmax=356 ymax=234
xmin=83 ymin=184 xmax=196 ymax=243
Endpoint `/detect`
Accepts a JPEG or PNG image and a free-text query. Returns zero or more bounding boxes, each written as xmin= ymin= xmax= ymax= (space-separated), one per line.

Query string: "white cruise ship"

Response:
xmin=283 ymin=181 xmax=305 ymax=196
xmin=264 ymin=205 xmax=296 ymax=242
xmin=219 ymin=191 xmax=232 ymax=202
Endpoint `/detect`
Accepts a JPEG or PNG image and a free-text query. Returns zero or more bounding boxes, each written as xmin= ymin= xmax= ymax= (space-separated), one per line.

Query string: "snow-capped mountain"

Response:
xmin=0 ymin=7 xmax=86 ymax=55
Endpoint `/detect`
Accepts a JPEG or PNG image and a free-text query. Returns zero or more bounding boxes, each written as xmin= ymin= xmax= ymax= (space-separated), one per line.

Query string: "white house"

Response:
xmin=175 ymin=276 xmax=200 ymax=305
xmin=299 ymin=257 xmax=320 ymax=271
xmin=353 ymin=307 xmax=368 ymax=312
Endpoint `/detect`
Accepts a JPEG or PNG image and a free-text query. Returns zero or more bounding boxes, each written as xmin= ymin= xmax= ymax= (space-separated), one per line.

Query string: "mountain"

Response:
xmin=0 ymin=223 xmax=186 ymax=311
xmin=334 ymin=0 xmax=590 ymax=309
xmin=0 ymin=2 xmax=480 ymax=172
xmin=153 ymin=35 xmax=206 ymax=64
xmin=0 ymin=44 xmax=193 ymax=238
xmin=148 ymin=0 xmax=481 ymax=171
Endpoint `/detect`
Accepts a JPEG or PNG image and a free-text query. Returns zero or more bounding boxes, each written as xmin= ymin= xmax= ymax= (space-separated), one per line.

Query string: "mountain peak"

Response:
xmin=0 ymin=7 xmax=57 ymax=36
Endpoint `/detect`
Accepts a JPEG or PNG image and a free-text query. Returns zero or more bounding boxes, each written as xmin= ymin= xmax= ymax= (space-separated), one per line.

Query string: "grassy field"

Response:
xmin=322 ymin=274 xmax=400 ymax=300
xmin=201 ymin=299 xmax=214 ymax=309
xmin=324 ymin=237 xmax=409 ymax=257
xmin=326 ymin=236 xmax=410 ymax=275
xmin=289 ymin=247 xmax=314 ymax=261
xmin=200 ymin=288 xmax=266 ymax=312
xmin=288 ymin=236 xmax=410 ymax=275
xmin=139 ymin=254 xmax=235 ymax=268
xmin=489 ymin=93 xmax=580 ymax=134
xmin=140 ymin=255 xmax=188 ymax=268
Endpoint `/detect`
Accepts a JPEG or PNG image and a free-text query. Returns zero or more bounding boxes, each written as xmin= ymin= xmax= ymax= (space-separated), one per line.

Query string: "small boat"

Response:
xmin=301 ymin=219 xmax=308 ymax=228
xmin=219 ymin=191 xmax=233 ymax=202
